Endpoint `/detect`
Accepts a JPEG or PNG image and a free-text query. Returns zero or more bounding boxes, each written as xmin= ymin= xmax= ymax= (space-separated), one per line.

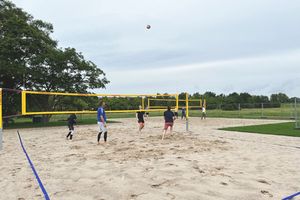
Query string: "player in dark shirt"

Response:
xmin=181 ymin=107 xmax=186 ymax=120
xmin=174 ymin=108 xmax=179 ymax=119
xmin=66 ymin=114 xmax=77 ymax=140
xmin=162 ymin=106 xmax=175 ymax=140
xmin=136 ymin=105 xmax=145 ymax=133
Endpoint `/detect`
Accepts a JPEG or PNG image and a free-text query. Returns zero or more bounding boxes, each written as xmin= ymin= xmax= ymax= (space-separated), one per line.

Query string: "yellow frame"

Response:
xmin=21 ymin=90 xmax=179 ymax=115
xmin=148 ymin=98 xmax=204 ymax=109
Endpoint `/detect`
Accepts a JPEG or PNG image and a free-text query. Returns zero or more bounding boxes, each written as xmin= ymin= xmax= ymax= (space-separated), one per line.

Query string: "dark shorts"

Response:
xmin=138 ymin=119 xmax=145 ymax=123
xmin=164 ymin=122 xmax=173 ymax=130
xmin=68 ymin=124 xmax=74 ymax=130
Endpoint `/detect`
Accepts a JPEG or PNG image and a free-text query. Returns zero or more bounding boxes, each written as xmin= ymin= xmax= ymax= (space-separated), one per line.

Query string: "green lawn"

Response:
xmin=220 ymin=122 xmax=300 ymax=137
xmin=188 ymin=105 xmax=295 ymax=119
xmin=4 ymin=112 xmax=165 ymax=129
xmin=3 ymin=104 xmax=298 ymax=129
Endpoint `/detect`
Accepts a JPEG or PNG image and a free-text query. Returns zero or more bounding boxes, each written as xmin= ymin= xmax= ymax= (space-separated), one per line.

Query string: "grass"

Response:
xmin=3 ymin=104 xmax=299 ymax=130
xmin=220 ymin=122 xmax=300 ymax=137
xmin=188 ymin=106 xmax=296 ymax=119
xmin=4 ymin=112 xmax=164 ymax=129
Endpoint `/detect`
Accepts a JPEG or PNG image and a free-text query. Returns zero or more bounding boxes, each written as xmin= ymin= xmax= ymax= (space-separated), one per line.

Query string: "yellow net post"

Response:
xmin=0 ymin=88 xmax=3 ymax=150
xmin=141 ymin=97 xmax=145 ymax=109
xmin=21 ymin=90 xmax=26 ymax=115
xmin=176 ymin=94 xmax=179 ymax=110
xmin=186 ymin=92 xmax=189 ymax=132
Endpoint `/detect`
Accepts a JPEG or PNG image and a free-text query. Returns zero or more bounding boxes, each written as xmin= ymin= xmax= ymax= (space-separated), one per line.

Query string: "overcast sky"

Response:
xmin=12 ymin=0 xmax=300 ymax=97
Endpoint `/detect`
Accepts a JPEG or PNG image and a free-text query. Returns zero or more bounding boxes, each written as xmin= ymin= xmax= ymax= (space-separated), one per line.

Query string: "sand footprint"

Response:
xmin=167 ymin=192 xmax=176 ymax=199
xmin=261 ymin=190 xmax=273 ymax=197
xmin=257 ymin=179 xmax=271 ymax=185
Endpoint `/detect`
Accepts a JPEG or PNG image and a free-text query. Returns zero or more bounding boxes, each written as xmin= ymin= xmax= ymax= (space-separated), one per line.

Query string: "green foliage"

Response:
xmin=0 ymin=0 xmax=109 ymax=118
xmin=270 ymin=93 xmax=289 ymax=103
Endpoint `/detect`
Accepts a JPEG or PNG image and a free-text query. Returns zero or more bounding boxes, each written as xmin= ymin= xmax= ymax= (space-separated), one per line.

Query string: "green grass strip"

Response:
xmin=220 ymin=122 xmax=300 ymax=137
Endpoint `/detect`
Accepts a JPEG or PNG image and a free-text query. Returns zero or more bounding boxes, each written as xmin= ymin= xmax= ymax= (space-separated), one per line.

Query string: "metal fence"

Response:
xmin=295 ymin=99 xmax=300 ymax=129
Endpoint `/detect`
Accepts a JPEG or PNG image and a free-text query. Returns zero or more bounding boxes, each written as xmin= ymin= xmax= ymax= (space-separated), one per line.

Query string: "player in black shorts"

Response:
xmin=66 ymin=114 xmax=77 ymax=140
xmin=136 ymin=105 xmax=145 ymax=133
xmin=145 ymin=106 xmax=149 ymax=119
xmin=174 ymin=108 xmax=179 ymax=119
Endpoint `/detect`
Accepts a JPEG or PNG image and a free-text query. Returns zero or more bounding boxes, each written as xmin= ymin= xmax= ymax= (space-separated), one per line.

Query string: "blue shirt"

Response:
xmin=97 ymin=107 xmax=107 ymax=122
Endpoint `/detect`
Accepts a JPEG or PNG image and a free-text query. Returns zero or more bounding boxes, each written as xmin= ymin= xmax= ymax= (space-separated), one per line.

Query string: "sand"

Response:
xmin=0 ymin=117 xmax=299 ymax=200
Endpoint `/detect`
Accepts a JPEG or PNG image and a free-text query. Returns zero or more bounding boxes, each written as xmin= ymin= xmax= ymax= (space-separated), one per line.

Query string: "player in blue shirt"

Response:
xmin=97 ymin=101 xmax=107 ymax=144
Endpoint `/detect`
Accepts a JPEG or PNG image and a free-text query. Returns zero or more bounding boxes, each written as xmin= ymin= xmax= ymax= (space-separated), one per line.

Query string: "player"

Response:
xmin=66 ymin=114 xmax=77 ymax=140
xmin=174 ymin=108 xmax=179 ymax=119
xmin=97 ymin=101 xmax=108 ymax=144
xmin=144 ymin=106 xmax=149 ymax=119
xmin=181 ymin=107 xmax=186 ymax=120
xmin=162 ymin=106 xmax=175 ymax=140
xmin=201 ymin=106 xmax=206 ymax=120
xmin=136 ymin=105 xmax=145 ymax=133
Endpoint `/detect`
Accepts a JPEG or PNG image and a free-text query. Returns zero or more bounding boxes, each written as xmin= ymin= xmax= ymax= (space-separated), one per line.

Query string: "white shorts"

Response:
xmin=98 ymin=122 xmax=107 ymax=132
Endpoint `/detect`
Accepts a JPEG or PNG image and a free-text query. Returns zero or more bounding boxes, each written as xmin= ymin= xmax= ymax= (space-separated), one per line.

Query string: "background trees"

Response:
xmin=0 ymin=0 xmax=109 ymax=120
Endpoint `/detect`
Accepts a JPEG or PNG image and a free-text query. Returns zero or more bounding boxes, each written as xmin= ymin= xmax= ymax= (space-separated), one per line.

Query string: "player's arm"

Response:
xmin=100 ymin=115 xmax=107 ymax=127
xmin=100 ymin=115 xmax=105 ymax=123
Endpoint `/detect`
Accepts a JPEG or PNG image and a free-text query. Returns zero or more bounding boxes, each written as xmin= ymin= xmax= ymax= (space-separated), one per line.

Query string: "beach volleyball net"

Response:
xmin=21 ymin=90 xmax=179 ymax=115
xmin=148 ymin=98 xmax=205 ymax=110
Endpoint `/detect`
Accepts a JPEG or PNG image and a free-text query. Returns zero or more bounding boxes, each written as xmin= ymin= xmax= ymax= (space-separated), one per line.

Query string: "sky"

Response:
xmin=11 ymin=0 xmax=300 ymax=97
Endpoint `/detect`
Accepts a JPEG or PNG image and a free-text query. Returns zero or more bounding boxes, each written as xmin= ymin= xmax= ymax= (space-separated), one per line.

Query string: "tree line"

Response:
xmin=180 ymin=92 xmax=297 ymax=110
xmin=1 ymin=1 xmax=298 ymax=121
xmin=0 ymin=0 xmax=108 ymax=121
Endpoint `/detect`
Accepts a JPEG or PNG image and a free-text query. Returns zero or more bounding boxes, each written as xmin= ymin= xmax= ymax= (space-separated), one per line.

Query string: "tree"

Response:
xmin=0 ymin=0 xmax=56 ymax=89
xmin=239 ymin=92 xmax=252 ymax=103
xmin=270 ymin=93 xmax=289 ymax=103
xmin=0 ymin=0 xmax=109 ymax=121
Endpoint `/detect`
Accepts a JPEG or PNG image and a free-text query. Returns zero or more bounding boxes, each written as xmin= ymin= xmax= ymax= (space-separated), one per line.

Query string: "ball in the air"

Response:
xmin=146 ymin=25 xmax=151 ymax=29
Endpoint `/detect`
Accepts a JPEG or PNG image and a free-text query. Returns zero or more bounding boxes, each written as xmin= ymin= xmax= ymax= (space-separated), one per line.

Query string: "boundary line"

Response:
xmin=17 ymin=131 xmax=50 ymax=200
xmin=282 ymin=192 xmax=300 ymax=200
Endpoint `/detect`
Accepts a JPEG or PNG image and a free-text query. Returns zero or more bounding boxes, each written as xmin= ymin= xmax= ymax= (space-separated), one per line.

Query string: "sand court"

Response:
xmin=0 ymin=117 xmax=299 ymax=200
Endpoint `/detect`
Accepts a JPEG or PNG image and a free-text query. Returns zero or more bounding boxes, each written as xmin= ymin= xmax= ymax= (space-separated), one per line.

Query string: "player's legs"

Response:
xmin=67 ymin=125 xmax=74 ymax=140
xmin=139 ymin=122 xmax=144 ymax=132
xmin=97 ymin=122 xmax=107 ymax=144
xmin=169 ymin=123 xmax=173 ymax=135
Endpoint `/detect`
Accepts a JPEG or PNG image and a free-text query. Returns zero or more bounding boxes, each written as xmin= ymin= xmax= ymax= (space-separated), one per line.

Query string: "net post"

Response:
xmin=141 ymin=97 xmax=145 ymax=109
xmin=176 ymin=94 xmax=179 ymax=110
xmin=21 ymin=90 xmax=26 ymax=115
xmin=0 ymin=88 xmax=3 ymax=150
xmin=186 ymin=92 xmax=189 ymax=132
xmin=200 ymin=99 xmax=202 ymax=108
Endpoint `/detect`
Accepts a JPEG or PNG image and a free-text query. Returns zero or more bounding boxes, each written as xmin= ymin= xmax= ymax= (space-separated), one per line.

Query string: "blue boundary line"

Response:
xmin=17 ymin=131 xmax=50 ymax=200
xmin=282 ymin=192 xmax=300 ymax=200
